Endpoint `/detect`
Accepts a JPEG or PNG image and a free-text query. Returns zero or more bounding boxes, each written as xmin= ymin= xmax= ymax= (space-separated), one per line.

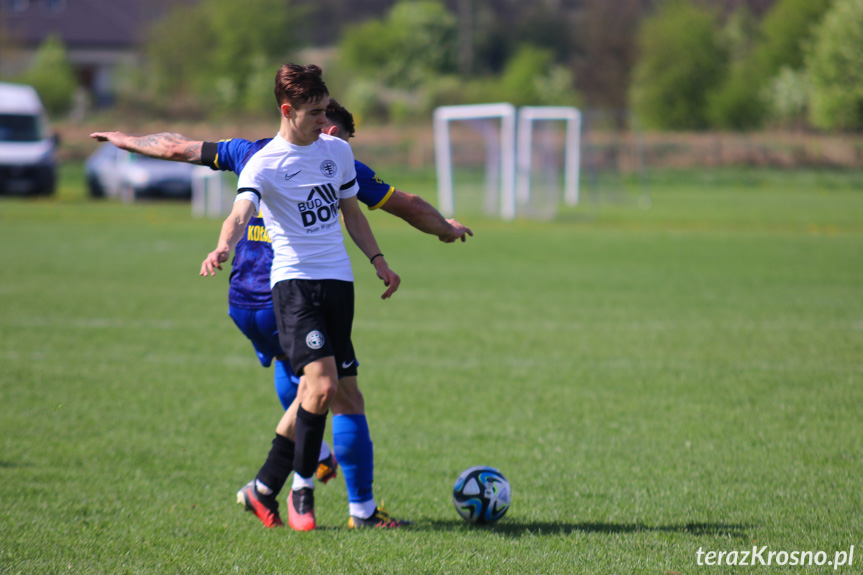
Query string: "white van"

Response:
xmin=0 ymin=82 xmax=59 ymax=196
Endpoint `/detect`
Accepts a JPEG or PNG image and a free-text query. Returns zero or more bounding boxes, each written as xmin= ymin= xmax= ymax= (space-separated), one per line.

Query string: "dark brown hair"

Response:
xmin=325 ymin=98 xmax=356 ymax=138
xmin=274 ymin=63 xmax=328 ymax=107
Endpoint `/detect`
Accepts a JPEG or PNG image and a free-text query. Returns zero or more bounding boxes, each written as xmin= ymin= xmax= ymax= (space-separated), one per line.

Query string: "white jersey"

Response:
xmin=235 ymin=133 xmax=359 ymax=285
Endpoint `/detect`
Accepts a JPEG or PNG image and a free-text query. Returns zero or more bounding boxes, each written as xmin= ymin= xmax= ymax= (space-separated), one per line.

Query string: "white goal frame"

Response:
xmin=433 ymin=103 xmax=517 ymax=220
xmin=434 ymin=104 xmax=582 ymax=219
xmin=516 ymin=106 xmax=582 ymax=208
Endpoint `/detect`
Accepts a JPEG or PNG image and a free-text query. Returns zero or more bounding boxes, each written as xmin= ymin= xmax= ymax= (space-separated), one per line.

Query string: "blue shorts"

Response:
xmin=228 ymin=305 xmax=285 ymax=368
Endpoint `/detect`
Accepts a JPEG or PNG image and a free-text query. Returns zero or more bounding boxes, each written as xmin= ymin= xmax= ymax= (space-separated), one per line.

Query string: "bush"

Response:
xmin=338 ymin=0 xmax=458 ymax=91
xmin=763 ymin=66 xmax=811 ymax=128
xmin=806 ymin=0 xmax=863 ymax=130
xmin=708 ymin=60 xmax=767 ymax=130
xmin=757 ymin=0 xmax=832 ymax=75
xmin=140 ymin=0 xmax=292 ymax=116
xmin=707 ymin=7 xmax=765 ymax=130
xmin=13 ymin=36 xmax=77 ymax=117
xmin=747 ymin=0 xmax=831 ymax=130
xmin=496 ymin=45 xmax=580 ymax=107
xmin=630 ymin=0 xmax=727 ymax=130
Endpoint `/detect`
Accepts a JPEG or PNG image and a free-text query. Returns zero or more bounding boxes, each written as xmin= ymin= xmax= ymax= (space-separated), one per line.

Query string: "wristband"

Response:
xmin=370 ymin=253 xmax=384 ymax=264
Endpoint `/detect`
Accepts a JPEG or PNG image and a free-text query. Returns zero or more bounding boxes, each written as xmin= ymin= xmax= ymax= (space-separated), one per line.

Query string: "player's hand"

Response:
xmin=200 ymin=248 xmax=229 ymax=276
xmin=439 ymin=219 xmax=473 ymax=243
xmin=373 ymin=257 xmax=400 ymax=299
xmin=89 ymin=131 xmax=128 ymax=147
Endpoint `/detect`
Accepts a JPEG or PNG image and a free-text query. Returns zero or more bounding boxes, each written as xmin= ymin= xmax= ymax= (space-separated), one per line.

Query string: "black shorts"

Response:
xmin=271 ymin=279 xmax=357 ymax=378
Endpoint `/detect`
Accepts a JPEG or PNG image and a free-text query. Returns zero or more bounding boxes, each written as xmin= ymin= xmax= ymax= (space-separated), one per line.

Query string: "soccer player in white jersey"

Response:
xmin=200 ymin=64 xmax=407 ymax=531
xmin=93 ymin=100 xmax=468 ymax=530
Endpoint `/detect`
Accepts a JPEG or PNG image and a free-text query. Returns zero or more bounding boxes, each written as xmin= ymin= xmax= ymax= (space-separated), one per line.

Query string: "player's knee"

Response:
xmin=301 ymin=359 xmax=340 ymax=410
xmin=319 ymin=380 xmax=338 ymax=405
xmin=305 ymin=377 xmax=338 ymax=411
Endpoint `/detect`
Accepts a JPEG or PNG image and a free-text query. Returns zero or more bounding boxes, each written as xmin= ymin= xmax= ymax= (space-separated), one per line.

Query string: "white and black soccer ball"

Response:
xmin=452 ymin=466 xmax=511 ymax=524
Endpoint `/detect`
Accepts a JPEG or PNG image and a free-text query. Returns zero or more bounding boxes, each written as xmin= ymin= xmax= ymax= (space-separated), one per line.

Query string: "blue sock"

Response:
xmin=332 ymin=414 xmax=374 ymax=504
xmin=273 ymin=359 xmax=299 ymax=410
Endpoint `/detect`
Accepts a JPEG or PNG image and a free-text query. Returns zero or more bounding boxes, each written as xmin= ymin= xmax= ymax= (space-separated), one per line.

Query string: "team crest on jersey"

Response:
xmin=306 ymin=330 xmax=325 ymax=350
xmin=320 ymin=160 xmax=337 ymax=177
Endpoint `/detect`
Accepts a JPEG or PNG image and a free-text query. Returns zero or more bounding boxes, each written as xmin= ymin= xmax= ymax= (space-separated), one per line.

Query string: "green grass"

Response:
xmin=1 ymin=166 xmax=862 ymax=574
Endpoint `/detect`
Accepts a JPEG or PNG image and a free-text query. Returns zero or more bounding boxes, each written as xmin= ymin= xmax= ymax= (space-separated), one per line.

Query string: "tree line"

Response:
xmin=632 ymin=0 xmax=863 ymax=131
xmin=6 ymin=0 xmax=863 ymax=131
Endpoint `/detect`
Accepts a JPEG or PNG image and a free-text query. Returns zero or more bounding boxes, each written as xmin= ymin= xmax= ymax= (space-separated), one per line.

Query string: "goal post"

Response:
xmin=433 ymin=103 xmax=517 ymax=220
xmin=191 ymin=166 xmax=232 ymax=218
xmin=516 ymin=106 xmax=582 ymax=208
xmin=434 ymin=104 xmax=582 ymax=219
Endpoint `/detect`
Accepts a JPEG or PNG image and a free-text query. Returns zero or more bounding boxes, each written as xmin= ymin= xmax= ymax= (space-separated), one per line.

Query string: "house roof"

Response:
xmin=2 ymin=0 xmax=196 ymax=49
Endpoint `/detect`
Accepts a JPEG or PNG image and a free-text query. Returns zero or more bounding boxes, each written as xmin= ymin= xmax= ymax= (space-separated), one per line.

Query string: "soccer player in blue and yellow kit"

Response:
xmin=91 ymin=100 xmax=471 ymax=528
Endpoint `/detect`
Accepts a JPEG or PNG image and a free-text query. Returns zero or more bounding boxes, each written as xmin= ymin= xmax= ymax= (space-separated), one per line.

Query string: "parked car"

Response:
xmin=0 ymin=82 xmax=59 ymax=197
xmin=85 ymin=143 xmax=197 ymax=200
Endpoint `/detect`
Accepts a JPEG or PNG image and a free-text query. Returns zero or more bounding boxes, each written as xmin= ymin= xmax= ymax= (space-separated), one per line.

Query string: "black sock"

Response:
xmin=294 ymin=405 xmax=328 ymax=480
xmin=255 ymin=433 xmax=295 ymax=496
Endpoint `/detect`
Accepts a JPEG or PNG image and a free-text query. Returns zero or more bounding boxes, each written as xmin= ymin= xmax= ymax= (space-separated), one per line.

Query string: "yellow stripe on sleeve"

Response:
xmin=212 ymin=139 xmax=232 ymax=170
xmin=368 ymin=186 xmax=395 ymax=211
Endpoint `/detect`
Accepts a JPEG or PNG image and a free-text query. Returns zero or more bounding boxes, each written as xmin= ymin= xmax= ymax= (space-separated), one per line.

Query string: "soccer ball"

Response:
xmin=452 ymin=466 xmax=511 ymax=524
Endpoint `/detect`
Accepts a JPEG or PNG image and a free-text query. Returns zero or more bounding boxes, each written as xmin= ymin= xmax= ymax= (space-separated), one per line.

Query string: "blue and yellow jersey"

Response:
xmin=355 ymin=160 xmax=395 ymax=210
xmin=228 ymin=214 xmax=272 ymax=309
xmin=202 ymin=138 xmax=395 ymax=308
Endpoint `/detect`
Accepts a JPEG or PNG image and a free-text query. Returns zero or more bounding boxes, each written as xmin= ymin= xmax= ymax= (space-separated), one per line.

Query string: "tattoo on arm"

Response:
xmin=131 ymin=132 xmax=188 ymax=150
xmin=182 ymin=141 xmax=203 ymax=163
xmin=128 ymin=133 xmax=203 ymax=163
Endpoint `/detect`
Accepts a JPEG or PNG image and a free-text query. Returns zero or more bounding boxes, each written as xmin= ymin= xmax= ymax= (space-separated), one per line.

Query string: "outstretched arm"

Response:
xmin=341 ymin=196 xmax=400 ymax=299
xmin=90 ymin=131 xmax=205 ymax=164
xmin=381 ymin=190 xmax=473 ymax=243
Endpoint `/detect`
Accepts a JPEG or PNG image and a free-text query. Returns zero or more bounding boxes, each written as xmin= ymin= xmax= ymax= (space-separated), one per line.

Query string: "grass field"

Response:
xmin=1 ymin=165 xmax=862 ymax=574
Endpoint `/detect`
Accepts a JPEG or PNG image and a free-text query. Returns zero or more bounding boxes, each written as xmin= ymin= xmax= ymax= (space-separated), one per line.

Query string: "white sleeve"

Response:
xmin=236 ymin=162 xmax=262 ymax=211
